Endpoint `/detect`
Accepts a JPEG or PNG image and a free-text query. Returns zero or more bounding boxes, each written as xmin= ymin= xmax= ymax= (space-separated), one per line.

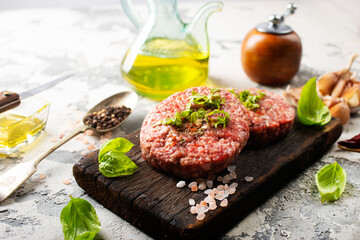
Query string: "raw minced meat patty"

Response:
xmin=234 ymin=88 xmax=295 ymax=147
xmin=140 ymin=87 xmax=250 ymax=179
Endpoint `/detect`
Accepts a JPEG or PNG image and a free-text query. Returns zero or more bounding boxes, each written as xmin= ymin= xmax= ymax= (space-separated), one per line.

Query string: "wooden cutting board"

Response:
xmin=73 ymin=118 xmax=342 ymax=240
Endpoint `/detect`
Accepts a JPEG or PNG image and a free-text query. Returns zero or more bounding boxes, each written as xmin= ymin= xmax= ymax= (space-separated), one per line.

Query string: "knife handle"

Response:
xmin=0 ymin=91 xmax=20 ymax=113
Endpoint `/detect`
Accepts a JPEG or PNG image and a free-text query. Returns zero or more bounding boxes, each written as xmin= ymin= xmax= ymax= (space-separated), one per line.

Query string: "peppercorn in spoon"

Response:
xmin=0 ymin=90 xmax=138 ymax=202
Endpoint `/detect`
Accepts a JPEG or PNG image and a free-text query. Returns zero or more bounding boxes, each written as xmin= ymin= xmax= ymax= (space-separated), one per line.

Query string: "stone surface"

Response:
xmin=0 ymin=0 xmax=359 ymax=239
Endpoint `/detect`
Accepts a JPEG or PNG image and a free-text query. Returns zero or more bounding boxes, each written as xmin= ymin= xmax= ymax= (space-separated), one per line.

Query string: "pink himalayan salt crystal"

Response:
xmin=229 ymin=188 xmax=236 ymax=195
xmin=229 ymin=170 xmax=237 ymax=179
xmin=209 ymin=202 xmax=217 ymax=210
xmin=222 ymin=174 xmax=231 ymax=184
xmin=81 ymin=151 xmax=87 ymax=156
xmin=62 ymin=178 xmax=71 ymax=185
xmin=245 ymin=176 xmax=254 ymax=182
xmin=188 ymin=181 xmax=197 ymax=188
xmin=230 ymin=182 xmax=238 ymax=189
xmin=191 ymin=185 xmax=198 ymax=192
xmin=198 ymin=182 xmax=207 ymax=191
xmin=176 ymin=181 xmax=186 ymax=188
xmin=87 ymin=145 xmax=95 ymax=150
xmin=196 ymin=212 xmax=206 ymax=221
xmin=204 ymin=189 xmax=212 ymax=194
xmin=190 ymin=206 xmax=197 ymax=214
xmin=39 ymin=174 xmax=46 ymax=179
xmin=189 ymin=199 xmax=195 ymax=206
xmin=227 ymin=165 xmax=236 ymax=172
xmin=220 ymin=198 xmax=228 ymax=207
xmin=206 ymin=180 xmax=213 ymax=189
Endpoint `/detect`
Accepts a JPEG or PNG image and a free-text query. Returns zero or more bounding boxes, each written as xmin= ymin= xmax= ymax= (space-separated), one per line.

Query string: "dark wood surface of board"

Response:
xmin=73 ymin=118 xmax=342 ymax=240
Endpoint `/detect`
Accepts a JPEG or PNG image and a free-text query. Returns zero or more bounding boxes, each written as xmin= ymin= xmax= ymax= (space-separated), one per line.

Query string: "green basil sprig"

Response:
xmin=98 ymin=137 xmax=138 ymax=177
xmin=60 ymin=196 xmax=101 ymax=240
xmin=297 ymin=77 xmax=331 ymax=126
xmin=315 ymin=162 xmax=347 ymax=203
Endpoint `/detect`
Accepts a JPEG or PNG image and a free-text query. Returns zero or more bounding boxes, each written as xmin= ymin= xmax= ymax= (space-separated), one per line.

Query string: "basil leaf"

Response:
xmin=60 ymin=196 xmax=101 ymax=240
xmin=315 ymin=162 xmax=347 ymax=203
xmin=98 ymin=138 xmax=137 ymax=177
xmin=99 ymin=151 xmax=138 ymax=177
xmin=99 ymin=137 xmax=134 ymax=157
xmin=297 ymin=77 xmax=331 ymax=126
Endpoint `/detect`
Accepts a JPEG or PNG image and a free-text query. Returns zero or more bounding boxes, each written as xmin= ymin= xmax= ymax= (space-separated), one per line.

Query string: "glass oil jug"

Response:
xmin=120 ymin=0 xmax=223 ymax=100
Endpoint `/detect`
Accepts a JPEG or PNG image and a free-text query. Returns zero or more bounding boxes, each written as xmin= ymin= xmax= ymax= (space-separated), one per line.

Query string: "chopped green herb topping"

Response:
xmin=159 ymin=89 xmax=230 ymax=131
xmin=205 ymin=110 xmax=230 ymax=128
xmin=229 ymin=89 xmax=265 ymax=110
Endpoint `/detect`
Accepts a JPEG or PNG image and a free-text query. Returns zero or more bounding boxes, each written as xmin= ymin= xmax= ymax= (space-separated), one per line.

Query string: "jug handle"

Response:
xmin=120 ymin=0 xmax=144 ymax=30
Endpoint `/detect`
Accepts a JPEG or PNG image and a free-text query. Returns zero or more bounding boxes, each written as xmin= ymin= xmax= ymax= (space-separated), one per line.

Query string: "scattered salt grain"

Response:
xmin=82 ymin=139 xmax=89 ymax=145
xmin=215 ymin=193 xmax=226 ymax=201
xmin=217 ymin=176 xmax=223 ymax=182
xmin=190 ymin=206 xmax=197 ymax=214
xmin=87 ymin=145 xmax=95 ymax=150
xmin=81 ymin=151 xmax=87 ymax=156
xmin=62 ymin=178 xmax=71 ymax=185
xmin=39 ymin=174 xmax=46 ymax=179
xmin=222 ymin=174 xmax=231 ymax=184
xmin=224 ymin=184 xmax=229 ymax=190
xmin=204 ymin=195 xmax=215 ymax=203
xmin=220 ymin=199 xmax=228 ymax=207
xmin=189 ymin=199 xmax=195 ymax=206
xmin=200 ymin=201 xmax=207 ymax=207
xmin=51 ymin=137 xmax=58 ymax=143
xmin=245 ymin=176 xmax=254 ymax=182
xmin=59 ymin=133 xmax=65 ymax=139
xmin=188 ymin=181 xmax=197 ymax=188
xmin=204 ymin=189 xmax=212 ymax=194
xmin=217 ymin=185 xmax=224 ymax=191
xmin=227 ymin=165 xmax=236 ymax=172
xmin=176 ymin=181 xmax=186 ymax=188
xmin=209 ymin=202 xmax=217 ymax=210
xmin=206 ymin=180 xmax=213 ymax=189
xmin=198 ymin=182 xmax=207 ymax=191
xmin=230 ymin=182 xmax=238 ymax=189
xmin=229 ymin=170 xmax=237 ymax=179
xmin=196 ymin=207 xmax=205 ymax=214
xmin=229 ymin=188 xmax=236 ymax=195
xmin=196 ymin=212 xmax=206 ymax=221
xmin=191 ymin=185 xmax=198 ymax=192
xmin=75 ymin=134 xmax=84 ymax=140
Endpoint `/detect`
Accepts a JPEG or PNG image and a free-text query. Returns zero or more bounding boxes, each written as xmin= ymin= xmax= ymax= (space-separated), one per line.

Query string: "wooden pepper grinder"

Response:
xmin=241 ymin=3 xmax=302 ymax=85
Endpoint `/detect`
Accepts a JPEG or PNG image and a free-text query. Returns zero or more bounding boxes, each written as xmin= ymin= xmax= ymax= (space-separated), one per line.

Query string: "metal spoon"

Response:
xmin=0 ymin=90 xmax=138 ymax=202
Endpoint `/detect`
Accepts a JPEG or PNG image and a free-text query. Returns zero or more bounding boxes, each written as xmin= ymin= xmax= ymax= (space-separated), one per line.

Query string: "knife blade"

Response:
xmin=0 ymin=73 xmax=74 ymax=113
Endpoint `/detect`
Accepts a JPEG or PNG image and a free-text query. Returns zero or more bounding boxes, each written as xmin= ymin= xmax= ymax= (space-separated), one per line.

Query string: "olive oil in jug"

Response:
xmin=121 ymin=38 xmax=209 ymax=100
xmin=120 ymin=0 xmax=223 ymax=100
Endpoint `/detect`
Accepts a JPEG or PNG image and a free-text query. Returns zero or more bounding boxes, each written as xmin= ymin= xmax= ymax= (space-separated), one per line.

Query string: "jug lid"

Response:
xmin=256 ymin=3 xmax=297 ymax=35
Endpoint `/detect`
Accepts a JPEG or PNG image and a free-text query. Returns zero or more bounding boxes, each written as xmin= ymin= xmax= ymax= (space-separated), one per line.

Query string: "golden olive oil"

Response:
xmin=0 ymin=113 xmax=45 ymax=149
xmin=121 ymin=38 xmax=209 ymax=100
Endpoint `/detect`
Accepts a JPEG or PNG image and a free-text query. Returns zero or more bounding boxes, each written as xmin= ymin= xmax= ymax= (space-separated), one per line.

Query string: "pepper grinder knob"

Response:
xmin=269 ymin=15 xmax=282 ymax=27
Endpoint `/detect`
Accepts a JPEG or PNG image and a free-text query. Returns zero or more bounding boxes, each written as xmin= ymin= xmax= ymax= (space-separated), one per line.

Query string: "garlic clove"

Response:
xmin=283 ymin=85 xmax=303 ymax=107
xmin=329 ymin=101 xmax=350 ymax=125
xmin=317 ymin=73 xmax=338 ymax=96
xmin=323 ymin=97 xmax=341 ymax=109
xmin=331 ymin=79 xmax=347 ymax=98
xmin=342 ymin=85 xmax=360 ymax=109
